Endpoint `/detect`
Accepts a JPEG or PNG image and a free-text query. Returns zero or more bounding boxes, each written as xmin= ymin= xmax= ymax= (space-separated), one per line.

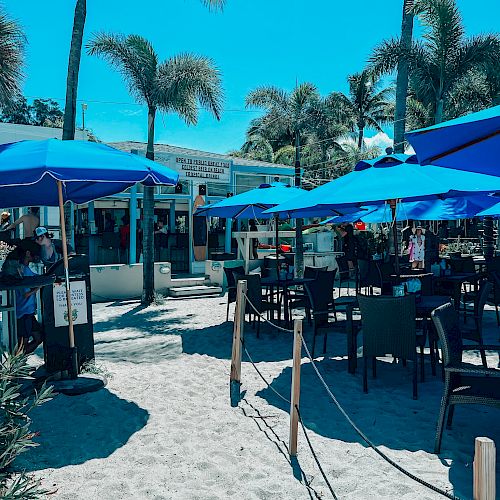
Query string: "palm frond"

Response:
xmin=87 ymin=33 xmax=158 ymax=106
xmin=245 ymin=86 xmax=289 ymax=112
xmin=200 ymin=0 xmax=225 ymax=10
xmin=0 ymin=12 xmax=26 ymax=108
xmin=156 ymin=53 xmax=223 ymax=124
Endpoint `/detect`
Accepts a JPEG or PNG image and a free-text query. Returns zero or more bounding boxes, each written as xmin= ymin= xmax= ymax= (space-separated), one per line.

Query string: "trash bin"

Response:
xmin=41 ymin=254 xmax=95 ymax=373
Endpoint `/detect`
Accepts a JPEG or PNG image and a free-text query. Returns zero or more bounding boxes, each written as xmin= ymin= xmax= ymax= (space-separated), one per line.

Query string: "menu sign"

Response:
xmin=175 ymin=155 xmax=231 ymax=183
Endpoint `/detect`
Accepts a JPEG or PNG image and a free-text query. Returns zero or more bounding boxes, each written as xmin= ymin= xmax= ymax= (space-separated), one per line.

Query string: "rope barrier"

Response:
xmin=241 ymin=340 xmax=291 ymax=405
xmin=242 ymin=292 xmax=295 ymax=333
xmin=298 ymin=336 xmax=461 ymax=500
xmin=236 ymin=288 xmax=461 ymax=499
xmin=296 ymin=405 xmax=338 ymax=500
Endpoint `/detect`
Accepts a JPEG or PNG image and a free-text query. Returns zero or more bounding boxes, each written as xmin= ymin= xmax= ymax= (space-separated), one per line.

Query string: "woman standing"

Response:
xmin=408 ymin=226 xmax=425 ymax=269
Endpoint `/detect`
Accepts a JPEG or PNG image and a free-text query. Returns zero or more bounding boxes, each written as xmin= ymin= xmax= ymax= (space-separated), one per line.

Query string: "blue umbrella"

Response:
xmin=406 ymin=105 xmax=500 ymax=175
xmin=323 ymin=195 xmax=498 ymax=224
xmin=194 ymin=182 xmax=307 ymax=219
xmin=265 ymin=154 xmax=500 ymax=218
xmin=0 ymin=139 xmax=179 ymax=206
xmin=0 ymin=139 xmax=179 ymax=376
xmin=266 ymin=153 xmax=500 ymax=271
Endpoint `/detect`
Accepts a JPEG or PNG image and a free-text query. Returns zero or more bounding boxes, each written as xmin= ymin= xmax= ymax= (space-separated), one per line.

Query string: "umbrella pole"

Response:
xmin=275 ymin=214 xmax=280 ymax=279
xmin=389 ymin=199 xmax=400 ymax=274
xmin=57 ymin=180 xmax=78 ymax=378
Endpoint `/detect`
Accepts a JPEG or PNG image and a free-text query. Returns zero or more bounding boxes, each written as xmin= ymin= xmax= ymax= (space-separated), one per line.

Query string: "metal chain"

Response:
xmin=299 ymin=336 xmax=461 ymax=500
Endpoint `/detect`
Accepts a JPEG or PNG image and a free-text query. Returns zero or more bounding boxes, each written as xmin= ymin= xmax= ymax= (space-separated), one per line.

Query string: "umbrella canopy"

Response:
xmin=406 ymin=105 xmax=500 ymax=175
xmin=0 ymin=139 xmax=179 ymax=207
xmin=265 ymin=154 xmax=500 ymax=218
xmin=194 ymin=182 xmax=308 ymax=219
xmin=323 ymin=195 xmax=498 ymax=225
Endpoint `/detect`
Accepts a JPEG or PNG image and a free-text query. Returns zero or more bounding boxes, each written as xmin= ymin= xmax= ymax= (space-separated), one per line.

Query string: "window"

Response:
xmin=234 ymin=174 xmax=267 ymax=195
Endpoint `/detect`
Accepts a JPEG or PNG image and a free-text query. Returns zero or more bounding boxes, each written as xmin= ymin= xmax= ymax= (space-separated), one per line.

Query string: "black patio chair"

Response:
xmin=224 ymin=265 xmax=245 ymax=321
xmin=431 ymin=302 xmax=500 ymax=453
xmin=299 ymin=270 xmax=337 ymax=356
xmin=356 ymin=259 xmax=382 ymax=295
xmin=233 ymin=273 xmax=280 ymax=337
xmin=336 ymin=256 xmax=352 ymax=296
xmin=357 ymin=294 xmax=420 ymax=399
xmin=461 ymin=279 xmax=492 ymax=367
xmin=289 ymin=267 xmax=334 ymax=324
xmin=487 ymin=270 xmax=500 ymax=326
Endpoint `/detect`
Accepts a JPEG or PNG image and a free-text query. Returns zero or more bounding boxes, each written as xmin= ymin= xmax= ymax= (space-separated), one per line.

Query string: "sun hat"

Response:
xmin=34 ymin=226 xmax=49 ymax=238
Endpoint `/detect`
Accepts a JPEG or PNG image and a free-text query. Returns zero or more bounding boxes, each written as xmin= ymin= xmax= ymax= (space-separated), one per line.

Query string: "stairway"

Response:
xmin=167 ymin=276 xmax=222 ymax=298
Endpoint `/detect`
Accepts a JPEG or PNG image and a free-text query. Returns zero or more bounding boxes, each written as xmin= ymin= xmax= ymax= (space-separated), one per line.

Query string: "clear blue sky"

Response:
xmin=5 ymin=0 xmax=500 ymax=153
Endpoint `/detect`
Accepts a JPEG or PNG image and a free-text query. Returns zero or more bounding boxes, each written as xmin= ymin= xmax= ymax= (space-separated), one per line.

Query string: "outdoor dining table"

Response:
xmin=260 ymin=276 xmax=315 ymax=327
xmin=344 ymin=294 xmax=451 ymax=374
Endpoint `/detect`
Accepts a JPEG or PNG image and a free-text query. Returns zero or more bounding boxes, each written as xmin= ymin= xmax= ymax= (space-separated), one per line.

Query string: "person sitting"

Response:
xmin=2 ymin=243 xmax=44 ymax=354
xmin=34 ymin=226 xmax=74 ymax=267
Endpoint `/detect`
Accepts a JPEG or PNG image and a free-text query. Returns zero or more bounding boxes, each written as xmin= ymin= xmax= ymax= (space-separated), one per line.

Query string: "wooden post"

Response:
xmin=289 ymin=318 xmax=302 ymax=456
xmin=474 ymin=437 xmax=496 ymax=500
xmin=230 ymin=280 xmax=247 ymax=407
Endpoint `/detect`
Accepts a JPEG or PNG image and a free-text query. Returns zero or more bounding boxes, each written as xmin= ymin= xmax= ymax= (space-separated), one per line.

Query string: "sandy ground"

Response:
xmin=18 ymin=294 xmax=500 ymax=500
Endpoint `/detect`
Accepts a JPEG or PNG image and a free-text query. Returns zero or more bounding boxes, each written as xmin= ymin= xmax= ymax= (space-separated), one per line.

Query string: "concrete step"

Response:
xmin=168 ymin=285 xmax=222 ymax=298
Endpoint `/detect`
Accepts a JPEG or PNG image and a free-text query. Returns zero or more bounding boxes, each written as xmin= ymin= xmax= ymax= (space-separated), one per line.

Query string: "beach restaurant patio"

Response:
xmin=223 ymin=109 xmax=500 ymax=498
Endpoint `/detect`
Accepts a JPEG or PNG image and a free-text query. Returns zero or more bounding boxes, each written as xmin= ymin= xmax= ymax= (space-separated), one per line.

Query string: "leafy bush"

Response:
xmin=0 ymin=350 xmax=53 ymax=499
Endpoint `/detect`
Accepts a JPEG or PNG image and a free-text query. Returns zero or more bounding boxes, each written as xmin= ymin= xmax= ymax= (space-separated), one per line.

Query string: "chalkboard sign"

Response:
xmin=193 ymin=216 xmax=207 ymax=246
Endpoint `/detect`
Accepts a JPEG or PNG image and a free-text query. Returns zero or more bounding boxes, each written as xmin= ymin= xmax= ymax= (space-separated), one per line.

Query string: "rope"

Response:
xmin=242 ymin=291 xmax=295 ymax=333
xmin=240 ymin=336 xmax=338 ymax=499
xmin=241 ymin=339 xmax=291 ymax=404
xmin=296 ymin=405 xmax=338 ymax=500
xmin=299 ymin=336 xmax=461 ymax=500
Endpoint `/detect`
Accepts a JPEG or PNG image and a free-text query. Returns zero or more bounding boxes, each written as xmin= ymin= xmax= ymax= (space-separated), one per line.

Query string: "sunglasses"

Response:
xmin=36 ymin=234 xmax=47 ymax=241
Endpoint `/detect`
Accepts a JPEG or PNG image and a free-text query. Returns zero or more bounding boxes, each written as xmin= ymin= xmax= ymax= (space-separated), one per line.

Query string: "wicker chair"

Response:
xmin=357 ymin=294 xmax=419 ymax=399
xmin=462 ymin=280 xmax=492 ymax=367
xmin=356 ymin=259 xmax=382 ymax=294
xmin=234 ymin=273 xmax=280 ymax=337
xmin=336 ymin=256 xmax=353 ymax=296
xmin=431 ymin=302 xmax=500 ymax=453
xmin=303 ymin=270 xmax=338 ymax=357
xmin=224 ymin=266 xmax=245 ymax=321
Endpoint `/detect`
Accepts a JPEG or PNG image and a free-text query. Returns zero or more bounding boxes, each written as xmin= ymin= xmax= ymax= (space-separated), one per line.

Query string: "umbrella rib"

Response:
xmin=428 ymin=129 xmax=500 ymax=163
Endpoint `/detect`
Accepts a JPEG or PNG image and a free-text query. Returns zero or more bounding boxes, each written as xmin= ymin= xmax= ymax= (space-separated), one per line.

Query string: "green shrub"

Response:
xmin=0 ymin=350 xmax=53 ymax=499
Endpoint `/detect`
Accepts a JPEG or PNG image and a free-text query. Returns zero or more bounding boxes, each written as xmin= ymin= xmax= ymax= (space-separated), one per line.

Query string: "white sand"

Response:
xmin=19 ymin=296 xmax=499 ymax=499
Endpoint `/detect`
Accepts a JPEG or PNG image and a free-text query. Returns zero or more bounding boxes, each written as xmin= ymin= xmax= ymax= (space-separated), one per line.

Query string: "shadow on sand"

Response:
xmin=256 ymin=355 xmax=500 ymax=499
xmin=18 ymin=388 xmax=149 ymax=472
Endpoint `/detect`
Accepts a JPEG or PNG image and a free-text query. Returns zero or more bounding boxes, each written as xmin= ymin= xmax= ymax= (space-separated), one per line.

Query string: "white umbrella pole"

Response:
xmin=57 ymin=180 xmax=78 ymax=377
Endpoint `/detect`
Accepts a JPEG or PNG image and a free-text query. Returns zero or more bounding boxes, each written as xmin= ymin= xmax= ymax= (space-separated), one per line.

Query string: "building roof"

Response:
xmin=0 ymin=122 xmax=88 ymax=144
xmin=108 ymin=141 xmax=292 ymax=170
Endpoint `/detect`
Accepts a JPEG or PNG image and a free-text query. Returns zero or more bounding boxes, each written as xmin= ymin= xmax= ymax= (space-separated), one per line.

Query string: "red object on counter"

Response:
xmin=355 ymin=222 xmax=366 ymax=231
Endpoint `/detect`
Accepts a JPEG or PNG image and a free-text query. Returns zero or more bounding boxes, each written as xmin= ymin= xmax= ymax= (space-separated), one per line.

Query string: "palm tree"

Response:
xmin=62 ymin=0 xmax=86 ymax=141
xmin=88 ymin=34 xmax=223 ymax=304
xmin=246 ymin=83 xmax=322 ymax=276
xmin=371 ymin=0 xmax=500 ymax=124
xmin=393 ymin=0 xmax=415 ymax=153
xmin=0 ymin=9 xmax=25 ymax=109
xmin=326 ymin=70 xmax=394 ymax=149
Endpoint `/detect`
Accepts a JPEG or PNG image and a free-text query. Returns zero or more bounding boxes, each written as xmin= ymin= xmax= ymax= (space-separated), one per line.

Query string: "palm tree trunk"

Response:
xmin=294 ymin=131 xmax=304 ymax=279
xmin=142 ymin=107 xmax=156 ymax=305
xmin=62 ymin=0 xmax=86 ymax=141
xmin=435 ymin=97 xmax=444 ymax=124
xmin=357 ymin=128 xmax=364 ymax=149
xmin=394 ymin=0 xmax=414 ymax=153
